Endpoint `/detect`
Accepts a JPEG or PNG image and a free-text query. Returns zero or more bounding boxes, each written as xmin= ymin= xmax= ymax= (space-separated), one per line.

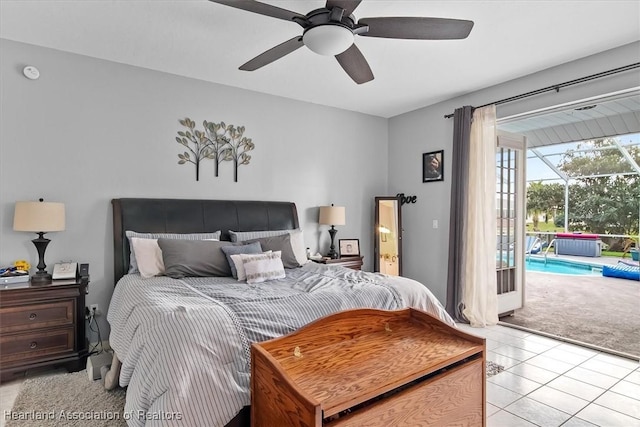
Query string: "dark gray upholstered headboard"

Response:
xmin=111 ymin=198 xmax=299 ymax=284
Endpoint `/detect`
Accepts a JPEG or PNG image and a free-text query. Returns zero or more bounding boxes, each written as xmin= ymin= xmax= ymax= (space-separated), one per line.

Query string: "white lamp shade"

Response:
xmin=319 ymin=205 xmax=346 ymax=226
xmin=14 ymin=201 xmax=65 ymax=232
xmin=303 ymin=25 xmax=354 ymax=56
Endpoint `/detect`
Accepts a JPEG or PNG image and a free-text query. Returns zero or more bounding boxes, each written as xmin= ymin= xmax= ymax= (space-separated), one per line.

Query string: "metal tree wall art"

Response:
xmin=218 ymin=124 xmax=255 ymax=182
xmin=174 ymin=118 xmax=255 ymax=182
xmin=203 ymin=120 xmax=232 ymax=178
xmin=175 ymin=118 xmax=214 ymax=181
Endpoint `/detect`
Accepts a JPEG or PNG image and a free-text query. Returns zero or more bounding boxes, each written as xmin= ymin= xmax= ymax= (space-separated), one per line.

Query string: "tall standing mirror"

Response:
xmin=374 ymin=196 xmax=402 ymax=276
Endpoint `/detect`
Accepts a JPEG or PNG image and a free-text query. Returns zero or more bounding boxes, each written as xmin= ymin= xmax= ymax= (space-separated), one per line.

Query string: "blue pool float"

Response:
xmin=602 ymin=261 xmax=640 ymax=281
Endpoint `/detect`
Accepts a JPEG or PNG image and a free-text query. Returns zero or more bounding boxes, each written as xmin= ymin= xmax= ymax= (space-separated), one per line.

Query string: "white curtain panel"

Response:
xmin=461 ymin=105 xmax=499 ymax=327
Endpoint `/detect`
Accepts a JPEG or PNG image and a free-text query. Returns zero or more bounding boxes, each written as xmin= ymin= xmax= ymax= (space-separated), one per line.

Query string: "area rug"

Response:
xmin=7 ymin=364 xmax=504 ymax=426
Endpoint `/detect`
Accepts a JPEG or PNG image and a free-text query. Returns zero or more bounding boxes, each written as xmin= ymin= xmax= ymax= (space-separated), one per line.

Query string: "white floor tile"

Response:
xmin=547 ymin=376 xmax=607 ymax=401
xmin=576 ymin=403 xmax=640 ymax=427
xmin=543 ymin=347 xmax=594 ymax=365
xmin=493 ymin=344 xmax=537 ymax=362
xmin=505 ymin=397 xmax=572 ymax=426
xmin=486 ymin=382 xmax=523 ymax=408
xmin=594 ymin=391 xmax=640 ymax=419
xmin=508 ymin=362 xmax=560 ymax=384
xmin=487 ymin=403 xmax=500 ymax=417
xmin=527 ymin=385 xmax=590 ymax=415
xmin=580 ymin=358 xmax=635 ymax=379
xmin=488 ymin=410 xmax=537 ymax=427
xmin=488 ymin=351 xmax=520 ymax=369
xmin=556 ymin=343 xmax=600 ymax=358
xmin=510 ymin=337 xmax=556 ymax=354
xmin=561 ymin=417 xmax=599 ymax=427
xmin=564 ymin=366 xmax=620 ymax=389
xmin=625 ymin=370 xmax=640 ymax=386
xmin=591 ymin=352 xmax=640 ymax=370
xmin=526 ymin=354 xmax=576 ymax=374
xmin=487 ymin=371 xmax=542 ymax=395
xmin=609 ymin=379 xmax=640 ymax=400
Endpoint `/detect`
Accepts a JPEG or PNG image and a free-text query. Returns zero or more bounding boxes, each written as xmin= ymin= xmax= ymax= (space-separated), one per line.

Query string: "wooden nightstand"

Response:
xmin=312 ymin=256 xmax=363 ymax=270
xmin=0 ymin=279 xmax=89 ymax=382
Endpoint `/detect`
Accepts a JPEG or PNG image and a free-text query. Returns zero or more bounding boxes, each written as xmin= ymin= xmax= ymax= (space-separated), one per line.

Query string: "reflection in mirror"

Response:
xmin=374 ymin=196 xmax=402 ymax=276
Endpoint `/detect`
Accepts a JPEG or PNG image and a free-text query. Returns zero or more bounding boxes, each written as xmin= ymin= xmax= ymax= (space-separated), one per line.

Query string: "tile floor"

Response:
xmin=1 ymin=325 xmax=638 ymax=427
xmin=457 ymin=323 xmax=640 ymax=427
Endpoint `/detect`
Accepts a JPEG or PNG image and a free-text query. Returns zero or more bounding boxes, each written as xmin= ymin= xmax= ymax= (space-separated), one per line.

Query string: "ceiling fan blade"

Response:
xmin=359 ymin=17 xmax=474 ymax=39
xmin=209 ymin=0 xmax=305 ymax=22
xmin=326 ymin=0 xmax=363 ymax=16
xmin=335 ymin=44 xmax=374 ymax=84
xmin=239 ymin=36 xmax=304 ymax=71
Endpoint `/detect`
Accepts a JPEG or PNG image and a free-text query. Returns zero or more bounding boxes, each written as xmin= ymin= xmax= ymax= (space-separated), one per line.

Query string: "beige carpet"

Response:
xmin=6 ymin=371 xmax=126 ymax=427
xmin=501 ymin=271 xmax=640 ymax=358
xmin=7 ymin=362 xmax=504 ymax=426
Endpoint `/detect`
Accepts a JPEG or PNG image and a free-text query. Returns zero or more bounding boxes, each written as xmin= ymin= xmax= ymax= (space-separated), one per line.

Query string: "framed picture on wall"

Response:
xmin=339 ymin=239 xmax=360 ymax=257
xmin=423 ymin=150 xmax=444 ymax=182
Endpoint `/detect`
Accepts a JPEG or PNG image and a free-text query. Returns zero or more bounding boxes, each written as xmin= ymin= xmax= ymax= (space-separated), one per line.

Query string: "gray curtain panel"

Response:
xmin=446 ymin=105 xmax=474 ymax=321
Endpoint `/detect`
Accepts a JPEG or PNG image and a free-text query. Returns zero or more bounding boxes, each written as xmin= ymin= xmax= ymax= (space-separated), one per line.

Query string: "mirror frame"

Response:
xmin=374 ymin=196 xmax=402 ymax=276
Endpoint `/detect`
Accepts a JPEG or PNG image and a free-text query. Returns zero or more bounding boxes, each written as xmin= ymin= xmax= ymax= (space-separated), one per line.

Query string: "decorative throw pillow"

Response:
xmin=220 ymin=242 xmax=263 ymax=279
xmin=157 ymin=239 xmax=233 ymax=278
xmin=125 ymin=230 xmax=221 ymax=273
xmin=242 ymin=252 xmax=286 ymax=284
xmin=230 ymin=250 xmax=272 ymax=281
xmin=130 ymin=237 xmax=164 ymax=279
xmin=244 ymin=234 xmax=303 ymax=269
xmin=236 ymin=229 xmax=308 ymax=268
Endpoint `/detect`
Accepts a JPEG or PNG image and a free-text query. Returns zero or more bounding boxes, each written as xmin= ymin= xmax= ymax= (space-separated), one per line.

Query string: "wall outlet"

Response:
xmin=90 ymin=304 xmax=100 ymax=316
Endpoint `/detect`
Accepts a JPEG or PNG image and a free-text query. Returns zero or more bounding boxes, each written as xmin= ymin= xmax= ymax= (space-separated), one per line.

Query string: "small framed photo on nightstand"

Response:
xmin=339 ymin=239 xmax=360 ymax=257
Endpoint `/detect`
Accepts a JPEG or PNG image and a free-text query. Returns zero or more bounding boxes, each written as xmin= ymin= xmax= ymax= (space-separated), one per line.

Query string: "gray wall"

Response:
xmin=0 ymin=39 xmax=388 ymax=337
xmin=388 ymin=41 xmax=640 ymax=304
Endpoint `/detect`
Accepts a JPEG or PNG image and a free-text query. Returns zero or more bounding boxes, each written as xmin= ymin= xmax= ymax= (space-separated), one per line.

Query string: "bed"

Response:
xmin=104 ymin=198 xmax=455 ymax=427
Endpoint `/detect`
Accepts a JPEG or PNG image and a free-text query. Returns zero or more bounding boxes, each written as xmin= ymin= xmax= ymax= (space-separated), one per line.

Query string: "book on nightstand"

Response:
xmin=1 ymin=274 xmax=30 ymax=288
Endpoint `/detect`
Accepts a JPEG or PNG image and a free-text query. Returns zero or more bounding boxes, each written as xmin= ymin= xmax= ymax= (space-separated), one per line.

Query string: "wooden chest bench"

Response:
xmin=251 ymin=307 xmax=486 ymax=426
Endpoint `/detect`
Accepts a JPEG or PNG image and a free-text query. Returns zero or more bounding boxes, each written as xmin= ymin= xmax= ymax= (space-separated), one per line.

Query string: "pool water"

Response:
xmin=526 ymin=258 xmax=602 ymax=275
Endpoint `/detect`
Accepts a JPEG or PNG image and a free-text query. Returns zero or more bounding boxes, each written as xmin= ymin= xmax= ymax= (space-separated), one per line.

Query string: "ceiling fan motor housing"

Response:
xmin=301 ymin=8 xmax=358 ymax=56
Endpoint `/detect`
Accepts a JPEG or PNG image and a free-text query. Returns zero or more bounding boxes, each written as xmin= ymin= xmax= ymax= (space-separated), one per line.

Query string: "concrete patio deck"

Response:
xmin=500 ymin=254 xmax=640 ymax=359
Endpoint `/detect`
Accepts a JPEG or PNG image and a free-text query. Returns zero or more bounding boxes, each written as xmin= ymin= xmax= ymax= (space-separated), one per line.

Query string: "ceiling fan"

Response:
xmin=209 ymin=0 xmax=474 ymax=84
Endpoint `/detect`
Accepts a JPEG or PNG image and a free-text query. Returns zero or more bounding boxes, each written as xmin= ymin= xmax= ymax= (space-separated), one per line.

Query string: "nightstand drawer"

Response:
xmin=0 ymin=327 xmax=75 ymax=364
xmin=0 ymin=300 xmax=74 ymax=333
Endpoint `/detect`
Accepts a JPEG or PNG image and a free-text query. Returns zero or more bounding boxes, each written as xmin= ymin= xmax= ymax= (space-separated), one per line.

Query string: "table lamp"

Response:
xmin=13 ymin=199 xmax=65 ymax=283
xmin=319 ymin=204 xmax=345 ymax=259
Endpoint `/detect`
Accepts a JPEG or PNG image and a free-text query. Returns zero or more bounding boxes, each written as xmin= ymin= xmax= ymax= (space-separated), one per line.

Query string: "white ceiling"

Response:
xmin=1 ymin=1 xmax=639 ymax=118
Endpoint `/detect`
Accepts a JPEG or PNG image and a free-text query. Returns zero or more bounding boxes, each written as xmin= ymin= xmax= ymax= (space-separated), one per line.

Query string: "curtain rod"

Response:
xmin=443 ymin=62 xmax=640 ymax=119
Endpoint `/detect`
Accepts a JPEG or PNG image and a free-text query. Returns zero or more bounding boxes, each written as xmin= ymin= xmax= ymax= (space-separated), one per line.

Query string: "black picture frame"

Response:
xmin=339 ymin=239 xmax=360 ymax=257
xmin=423 ymin=150 xmax=444 ymax=182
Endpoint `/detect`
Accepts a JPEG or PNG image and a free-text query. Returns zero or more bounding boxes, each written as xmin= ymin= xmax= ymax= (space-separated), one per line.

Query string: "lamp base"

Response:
xmin=31 ymin=271 xmax=52 ymax=284
xmin=327 ymin=226 xmax=339 ymax=259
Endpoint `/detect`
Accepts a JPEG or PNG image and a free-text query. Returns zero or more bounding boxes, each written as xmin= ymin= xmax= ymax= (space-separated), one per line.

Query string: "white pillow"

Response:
xmin=242 ymin=251 xmax=285 ymax=284
xmin=131 ymin=237 xmax=164 ymax=279
xmin=230 ymin=250 xmax=272 ymax=281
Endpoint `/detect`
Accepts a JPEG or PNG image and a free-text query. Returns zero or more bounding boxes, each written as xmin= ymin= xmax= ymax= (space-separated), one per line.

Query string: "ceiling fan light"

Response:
xmin=303 ymin=25 xmax=354 ymax=56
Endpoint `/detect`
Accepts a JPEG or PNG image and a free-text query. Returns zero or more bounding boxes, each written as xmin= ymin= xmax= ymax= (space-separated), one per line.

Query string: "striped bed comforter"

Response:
xmin=107 ymin=262 xmax=454 ymax=427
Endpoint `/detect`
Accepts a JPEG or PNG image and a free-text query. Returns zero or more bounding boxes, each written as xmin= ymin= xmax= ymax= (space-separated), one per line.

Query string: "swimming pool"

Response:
xmin=525 ymin=257 xmax=602 ymax=275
